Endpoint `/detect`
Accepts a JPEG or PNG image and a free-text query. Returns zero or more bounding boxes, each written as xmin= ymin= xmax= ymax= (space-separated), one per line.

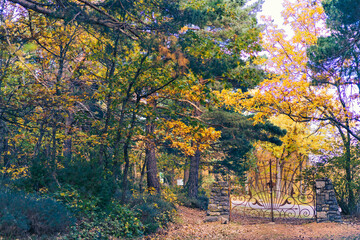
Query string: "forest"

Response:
xmin=0 ymin=0 xmax=360 ymax=238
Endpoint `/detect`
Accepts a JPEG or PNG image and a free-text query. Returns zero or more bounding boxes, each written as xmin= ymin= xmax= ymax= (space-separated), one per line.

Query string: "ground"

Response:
xmin=145 ymin=206 xmax=360 ymax=240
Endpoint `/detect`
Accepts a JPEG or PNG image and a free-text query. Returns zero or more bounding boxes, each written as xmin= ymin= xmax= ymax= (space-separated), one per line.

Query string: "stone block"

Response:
xmin=209 ymin=211 xmax=220 ymax=216
xmin=329 ymin=205 xmax=339 ymax=211
xmin=221 ymin=190 xmax=228 ymax=196
xmin=221 ymin=206 xmax=230 ymax=211
xmin=317 ymin=211 xmax=327 ymax=219
xmin=208 ymin=204 xmax=219 ymax=212
xmin=317 ymin=196 xmax=325 ymax=203
xmin=212 ymin=187 xmax=221 ymax=193
xmin=218 ymin=182 xmax=228 ymax=187
xmin=204 ymin=216 xmax=219 ymax=222
xmin=220 ymin=196 xmax=229 ymax=201
xmin=315 ymin=177 xmax=342 ymax=223
xmin=325 ymin=193 xmax=329 ymax=200
xmin=316 ymin=181 xmax=326 ymax=188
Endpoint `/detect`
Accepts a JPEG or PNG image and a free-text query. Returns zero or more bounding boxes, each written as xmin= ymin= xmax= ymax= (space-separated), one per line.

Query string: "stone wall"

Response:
xmin=315 ymin=178 xmax=342 ymax=222
xmin=204 ymin=181 xmax=230 ymax=223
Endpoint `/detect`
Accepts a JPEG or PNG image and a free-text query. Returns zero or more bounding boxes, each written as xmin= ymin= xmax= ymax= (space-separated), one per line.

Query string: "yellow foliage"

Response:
xmin=233 ymin=0 xmax=355 ymax=127
xmin=158 ymin=120 xmax=221 ymax=156
xmin=0 ymin=165 xmax=29 ymax=180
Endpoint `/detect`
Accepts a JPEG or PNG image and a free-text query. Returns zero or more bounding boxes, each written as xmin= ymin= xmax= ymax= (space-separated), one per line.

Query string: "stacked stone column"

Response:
xmin=204 ymin=181 xmax=230 ymax=222
xmin=315 ymin=178 xmax=342 ymax=222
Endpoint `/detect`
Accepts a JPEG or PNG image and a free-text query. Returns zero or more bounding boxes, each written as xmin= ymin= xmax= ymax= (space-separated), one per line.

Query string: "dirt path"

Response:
xmin=146 ymin=206 xmax=360 ymax=240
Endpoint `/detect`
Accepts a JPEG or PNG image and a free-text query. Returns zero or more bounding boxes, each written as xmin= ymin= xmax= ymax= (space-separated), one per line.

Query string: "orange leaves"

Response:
xmin=158 ymin=120 xmax=221 ymax=156
xmin=158 ymin=44 xmax=189 ymax=69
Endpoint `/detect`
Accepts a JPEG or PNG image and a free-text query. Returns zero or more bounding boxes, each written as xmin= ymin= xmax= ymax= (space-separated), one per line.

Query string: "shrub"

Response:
xmin=66 ymin=204 xmax=144 ymax=239
xmin=130 ymin=193 xmax=177 ymax=234
xmin=0 ymin=189 xmax=74 ymax=237
xmin=177 ymin=192 xmax=209 ymax=210
xmin=57 ymin=161 xmax=115 ymax=208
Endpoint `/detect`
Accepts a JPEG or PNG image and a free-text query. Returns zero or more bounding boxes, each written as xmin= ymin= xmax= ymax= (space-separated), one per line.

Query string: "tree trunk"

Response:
xmin=51 ymin=125 xmax=61 ymax=188
xmin=145 ymin=142 xmax=160 ymax=192
xmin=184 ymin=159 xmax=189 ymax=185
xmin=139 ymin=154 xmax=147 ymax=193
xmin=63 ymin=111 xmax=73 ymax=165
xmin=345 ymin=131 xmax=355 ymax=214
xmin=337 ymin=122 xmax=355 ymax=214
xmin=0 ymin=120 xmax=9 ymax=169
xmin=275 ymin=158 xmax=283 ymax=199
xmin=187 ymin=148 xmax=201 ymax=198
xmin=145 ymin=100 xmax=160 ymax=193
xmin=120 ymin=97 xmax=140 ymax=203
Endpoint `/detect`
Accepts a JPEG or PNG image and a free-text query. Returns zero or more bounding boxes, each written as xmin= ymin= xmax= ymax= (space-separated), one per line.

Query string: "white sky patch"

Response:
xmin=257 ymin=0 xmax=293 ymax=37
xmin=259 ymin=0 xmax=284 ymax=25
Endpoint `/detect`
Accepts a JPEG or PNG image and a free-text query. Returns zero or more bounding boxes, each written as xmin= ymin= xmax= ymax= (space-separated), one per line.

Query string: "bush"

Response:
xmin=176 ymin=191 xmax=209 ymax=210
xmin=0 ymin=189 xmax=74 ymax=237
xmin=66 ymin=204 xmax=144 ymax=239
xmin=129 ymin=193 xmax=177 ymax=234
xmin=57 ymin=161 xmax=116 ymax=208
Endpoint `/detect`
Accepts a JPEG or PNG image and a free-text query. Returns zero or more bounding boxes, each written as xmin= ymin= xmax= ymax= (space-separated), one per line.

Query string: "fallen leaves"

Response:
xmin=144 ymin=206 xmax=360 ymax=240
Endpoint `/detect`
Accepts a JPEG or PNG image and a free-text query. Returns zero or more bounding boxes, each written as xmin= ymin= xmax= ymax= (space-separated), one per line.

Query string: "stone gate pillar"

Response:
xmin=315 ymin=178 xmax=342 ymax=222
xmin=204 ymin=181 xmax=230 ymax=223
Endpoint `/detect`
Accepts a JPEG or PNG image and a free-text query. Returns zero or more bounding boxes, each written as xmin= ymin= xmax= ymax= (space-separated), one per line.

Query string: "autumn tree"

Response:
xmin=235 ymin=0 xmax=359 ymax=214
xmin=306 ymin=0 xmax=360 ymax=213
xmin=173 ymin=0 xmax=265 ymax=198
xmin=2 ymin=0 xmax=280 ymax=203
xmin=253 ymin=115 xmax=327 ymax=197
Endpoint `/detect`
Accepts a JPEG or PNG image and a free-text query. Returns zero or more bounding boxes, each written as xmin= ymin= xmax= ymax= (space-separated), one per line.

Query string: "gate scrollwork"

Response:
xmin=230 ymin=159 xmax=315 ymax=221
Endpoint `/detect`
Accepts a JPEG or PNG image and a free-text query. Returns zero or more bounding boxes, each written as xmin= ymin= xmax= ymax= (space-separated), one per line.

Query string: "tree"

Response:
xmin=173 ymin=0 xmax=265 ymax=198
xmin=306 ymin=0 xmax=360 ymax=213
xmin=253 ymin=115 xmax=327 ymax=196
xmin=202 ymin=109 xmax=286 ymax=182
xmin=235 ymin=0 xmax=359 ymax=214
xmin=1 ymin=0 xmax=270 ymax=204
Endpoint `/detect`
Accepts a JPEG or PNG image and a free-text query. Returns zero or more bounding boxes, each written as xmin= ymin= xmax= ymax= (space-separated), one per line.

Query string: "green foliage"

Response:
xmin=202 ymin=109 xmax=286 ymax=177
xmin=175 ymin=187 xmax=209 ymax=210
xmin=11 ymin=157 xmax=53 ymax=192
xmin=307 ymin=0 xmax=360 ymax=85
xmin=129 ymin=193 xmax=177 ymax=234
xmin=52 ymin=184 xmax=102 ymax=213
xmin=66 ymin=204 xmax=144 ymax=239
xmin=0 ymin=189 xmax=74 ymax=237
xmin=322 ymin=0 xmax=360 ymax=27
xmin=302 ymin=150 xmax=360 ymax=215
xmin=14 ymin=159 xmax=116 ymax=210
xmin=177 ymin=194 xmax=209 ymax=211
xmin=57 ymin=161 xmax=116 ymax=208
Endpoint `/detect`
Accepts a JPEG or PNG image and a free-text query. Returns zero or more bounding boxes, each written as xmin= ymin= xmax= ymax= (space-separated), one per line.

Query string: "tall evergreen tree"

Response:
xmin=202 ymin=109 xmax=286 ymax=181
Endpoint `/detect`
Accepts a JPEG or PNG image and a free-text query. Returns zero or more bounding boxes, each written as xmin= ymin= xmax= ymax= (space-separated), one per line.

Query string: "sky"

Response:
xmin=259 ymin=0 xmax=285 ymax=25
